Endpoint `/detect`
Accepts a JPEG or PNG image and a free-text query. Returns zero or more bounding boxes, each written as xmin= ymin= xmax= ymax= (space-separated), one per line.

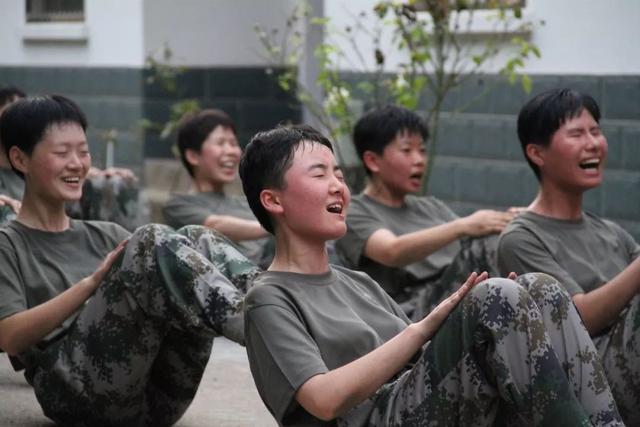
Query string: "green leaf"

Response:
xmin=310 ymin=17 xmax=330 ymax=26
xmin=521 ymin=74 xmax=532 ymax=93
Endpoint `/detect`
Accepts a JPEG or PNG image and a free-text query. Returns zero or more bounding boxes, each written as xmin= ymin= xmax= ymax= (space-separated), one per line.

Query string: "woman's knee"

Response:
xmin=515 ymin=272 xmax=573 ymax=309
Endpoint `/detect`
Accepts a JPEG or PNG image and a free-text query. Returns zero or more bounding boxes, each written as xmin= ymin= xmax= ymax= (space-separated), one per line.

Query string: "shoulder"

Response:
xmin=244 ymin=274 xmax=295 ymax=311
xmin=499 ymin=214 xmax=544 ymax=250
xmin=78 ymin=220 xmax=131 ymax=242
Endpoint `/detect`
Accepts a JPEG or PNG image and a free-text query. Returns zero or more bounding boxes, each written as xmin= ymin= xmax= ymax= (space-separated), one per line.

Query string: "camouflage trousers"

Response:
xmin=410 ymin=235 xmax=499 ymax=321
xmin=22 ymin=224 xmax=260 ymax=427
xmin=592 ymin=295 xmax=640 ymax=425
xmin=346 ymin=273 xmax=623 ymax=427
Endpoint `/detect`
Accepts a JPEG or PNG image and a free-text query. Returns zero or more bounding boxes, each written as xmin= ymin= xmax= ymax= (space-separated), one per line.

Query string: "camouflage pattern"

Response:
xmin=22 ymin=224 xmax=260 ymax=427
xmin=350 ymin=273 xmax=623 ymax=427
xmin=592 ymin=295 xmax=640 ymax=425
xmin=0 ymin=204 xmax=16 ymax=227
xmin=66 ymin=175 xmax=146 ymax=231
xmin=409 ymin=235 xmax=499 ymax=321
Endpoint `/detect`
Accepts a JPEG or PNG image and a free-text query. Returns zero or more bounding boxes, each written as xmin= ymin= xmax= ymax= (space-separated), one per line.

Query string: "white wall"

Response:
xmin=0 ymin=0 xmax=145 ymax=67
xmin=143 ymin=0 xmax=298 ymax=67
xmin=325 ymin=0 xmax=640 ymax=75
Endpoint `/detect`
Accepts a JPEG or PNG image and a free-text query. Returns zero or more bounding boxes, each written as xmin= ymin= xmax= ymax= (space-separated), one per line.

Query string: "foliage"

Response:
xmin=255 ymin=0 xmax=542 ymax=192
xmin=141 ymin=43 xmax=201 ymax=155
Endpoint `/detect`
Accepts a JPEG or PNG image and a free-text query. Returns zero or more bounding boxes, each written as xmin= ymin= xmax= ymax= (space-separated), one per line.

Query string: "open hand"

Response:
xmin=416 ymin=271 xmax=488 ymax=341
xmin=81 ymin=239 xmax=128 ymax=292
xmin=461 ymin=210 xmax=515 ymax=237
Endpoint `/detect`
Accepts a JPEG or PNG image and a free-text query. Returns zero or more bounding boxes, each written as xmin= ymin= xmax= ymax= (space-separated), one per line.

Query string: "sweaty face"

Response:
xmin=22 ymin=122 xmax=91 ymax=202
xmin=275 ymin=142 xmax=351 ymax=242
xmin=372 ymin=131 xmax=426 ymax=197
xmin=193 ymin=125 xmax=241 ymax=190
xmin=536 ymin=109 xmax=608 ymax=193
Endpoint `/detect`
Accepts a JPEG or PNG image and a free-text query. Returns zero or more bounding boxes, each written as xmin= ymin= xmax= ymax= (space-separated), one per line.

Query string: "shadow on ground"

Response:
xmin=0 ymin=338 xmax=275 ymax=427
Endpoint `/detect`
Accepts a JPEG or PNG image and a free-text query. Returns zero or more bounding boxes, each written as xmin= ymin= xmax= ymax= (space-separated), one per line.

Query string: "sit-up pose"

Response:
xmin=0 ymin=95 xmax=259 ymax=426
xmin=239 ymin=124 xmax=622 ymax=427
xmin=498 ymin=88 xmax=640 ymax=424
xmin=336 ymin=105 xmax=516 ymax=319
xmin=163 ymin=109 xmax=273 ymax=267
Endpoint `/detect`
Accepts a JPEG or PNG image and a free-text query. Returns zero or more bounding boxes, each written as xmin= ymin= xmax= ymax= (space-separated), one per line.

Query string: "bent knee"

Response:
xmin=468 ymin=277 xmax=524 ymax=310
xmin=515 ymin=272 xmax=572 ymax=304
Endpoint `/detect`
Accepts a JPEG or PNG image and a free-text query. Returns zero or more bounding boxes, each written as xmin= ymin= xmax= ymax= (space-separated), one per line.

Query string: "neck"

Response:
xmin=363 ymin=178 xmax=406 ymax=208
xmin=193 ymin=176 xmax=224 ymax=193
xmin=17 ymin=191 xmax=70 ymax=231
xmin=529 ymin=181 xmax=584 ymax=220
xmin=269 ymin=229 xmax=330 ymax=275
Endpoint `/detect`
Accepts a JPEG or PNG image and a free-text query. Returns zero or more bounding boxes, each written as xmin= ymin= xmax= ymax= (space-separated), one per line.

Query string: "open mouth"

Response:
xmin=62 ymin=177 xmax=81 ymax=184
xmin=326 ymin=202 xmax=344 ymax=214
xmin=579 ymin=159 xmax=600 ymax=170
xmin=219 ymin=159 xmax=238 ymax=169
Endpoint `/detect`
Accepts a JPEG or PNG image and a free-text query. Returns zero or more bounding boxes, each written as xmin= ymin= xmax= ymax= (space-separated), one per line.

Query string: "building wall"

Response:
xmin=325 ymin=0 xmax=640 ymax=75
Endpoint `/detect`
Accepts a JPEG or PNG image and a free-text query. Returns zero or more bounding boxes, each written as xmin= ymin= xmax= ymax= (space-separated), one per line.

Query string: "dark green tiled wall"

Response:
xmin=0 ymin=66 xmax=302 ymax=173
xmin=0 ymin=66 xmax=146 ymax=175
xmin=142 ymin=67 xmax=301 ymax=158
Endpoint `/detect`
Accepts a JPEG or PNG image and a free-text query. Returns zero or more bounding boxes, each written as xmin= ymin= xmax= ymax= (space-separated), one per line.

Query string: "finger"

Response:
xmin=472 ymin=271 xmax=488 ymax=285
xmin=508 ymin=272 xmax=517 ymax=280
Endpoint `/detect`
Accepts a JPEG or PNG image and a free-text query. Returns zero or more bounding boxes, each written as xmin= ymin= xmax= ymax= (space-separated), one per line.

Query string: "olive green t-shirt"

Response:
xmin=335 ymin=194 xmax=461 ymax=301
xmin=498 ymin=211 xmax=640 ymax=296
xmin=244 ymin=266 xmax=410 ymax=427
xmin=163 ymin=191 xmax=272 ymax=267
xmin=0 ymin=167 xmax=25 ymax=200
xmin=0 ymin=220 xmax=131 ymax=349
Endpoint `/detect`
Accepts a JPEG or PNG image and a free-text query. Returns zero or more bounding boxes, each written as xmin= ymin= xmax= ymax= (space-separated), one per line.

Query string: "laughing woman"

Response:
xmin=0 ymin=95 xmax=260 ymax=427
xmin=239 ymin=125 xmax=623 ymax=427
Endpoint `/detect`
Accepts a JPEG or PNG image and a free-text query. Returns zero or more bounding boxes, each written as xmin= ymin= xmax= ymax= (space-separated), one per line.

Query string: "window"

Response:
xmin=26 ymin=0 xmax=84 ymax=23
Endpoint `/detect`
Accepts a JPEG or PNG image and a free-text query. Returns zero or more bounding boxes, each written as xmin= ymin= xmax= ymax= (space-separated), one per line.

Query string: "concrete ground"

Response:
xmin=0 ymin=338 xmax=276 ymax=427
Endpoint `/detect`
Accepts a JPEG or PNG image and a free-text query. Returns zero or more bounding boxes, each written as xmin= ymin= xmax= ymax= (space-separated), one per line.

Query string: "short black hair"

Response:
xmin=239 ymin=124 xmax=333 ymax=234
xmin=0 ymin=95 xmax=87 ymax=178
xmin=517 ymin=88 xmax=601 ymax=181
xmin=353 ymin=105 xmax=429 ymax=175
xmin=0 ymin=86 xmax=26 ymax=111
xmin=176 ymin=109 xmax=237 ymax=177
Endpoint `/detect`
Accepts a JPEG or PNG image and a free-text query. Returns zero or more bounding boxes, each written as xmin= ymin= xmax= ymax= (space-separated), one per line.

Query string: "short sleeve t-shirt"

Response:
xmin=497 ymin=211 xmax=640 ymax=296
xmin=0 ymin=168 xmax=25 ymax=200
xmin=0 ymin=220 xmax=131 ymax=347
xmin=244 ymin=266 xmax=410 ymax=427
xmin=162 ymin=191 xmax=272 ymax=266
xmin=335 ymin=194 xmax=461 ymax=300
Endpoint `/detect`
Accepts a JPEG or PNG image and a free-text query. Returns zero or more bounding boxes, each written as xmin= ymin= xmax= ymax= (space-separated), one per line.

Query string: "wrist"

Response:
xmin=452 ymin=217 xmax=468 ymax=238
xmin=406 ymin=322 xmax=431 ymax=345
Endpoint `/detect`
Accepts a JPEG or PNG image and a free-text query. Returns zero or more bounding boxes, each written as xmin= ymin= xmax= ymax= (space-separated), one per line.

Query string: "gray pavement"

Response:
xmin=0 ymin=338 xmax=276 ymax=427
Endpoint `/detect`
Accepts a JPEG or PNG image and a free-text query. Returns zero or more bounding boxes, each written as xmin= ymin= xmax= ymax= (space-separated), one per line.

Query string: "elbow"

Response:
xmin=0 ymin=334 xmax=24 ymax=357
xmin=308 ymin=401 xmax=343 ymax=422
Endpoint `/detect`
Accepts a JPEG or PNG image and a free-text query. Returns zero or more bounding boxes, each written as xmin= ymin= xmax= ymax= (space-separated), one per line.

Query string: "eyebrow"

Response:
xmin=307 ymin=163 xmax=342 ymax=173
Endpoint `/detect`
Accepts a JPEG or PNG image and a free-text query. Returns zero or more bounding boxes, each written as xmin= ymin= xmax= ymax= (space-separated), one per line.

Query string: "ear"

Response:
xmin=8 ymin=146 xmax=29 ymax=175
xmin=184 ymin=148 xmax=200 ymax=168
xmin=362 ymin=150 xmax=382 ymax=174
xmin=525 ymin=144 xmax=546 ymax=168
xmin=260 ymin=189 xmax=284 ymax=216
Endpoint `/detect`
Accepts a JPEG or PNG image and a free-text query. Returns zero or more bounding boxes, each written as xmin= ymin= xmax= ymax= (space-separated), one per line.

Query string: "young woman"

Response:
xmin=0 ymin=95 xmax=259 ymax=426
xmin=239 ymin=125 xmax=623 ymax=426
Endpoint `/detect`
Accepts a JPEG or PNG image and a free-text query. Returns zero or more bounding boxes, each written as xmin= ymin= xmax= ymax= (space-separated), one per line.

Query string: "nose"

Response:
xmin=412 ymin=149 xmax=426 ymax=166
xmin=330 ymin=174 xmax=347 ymax=195
xmin=67 ymin=151 xmax=82 ymax=169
